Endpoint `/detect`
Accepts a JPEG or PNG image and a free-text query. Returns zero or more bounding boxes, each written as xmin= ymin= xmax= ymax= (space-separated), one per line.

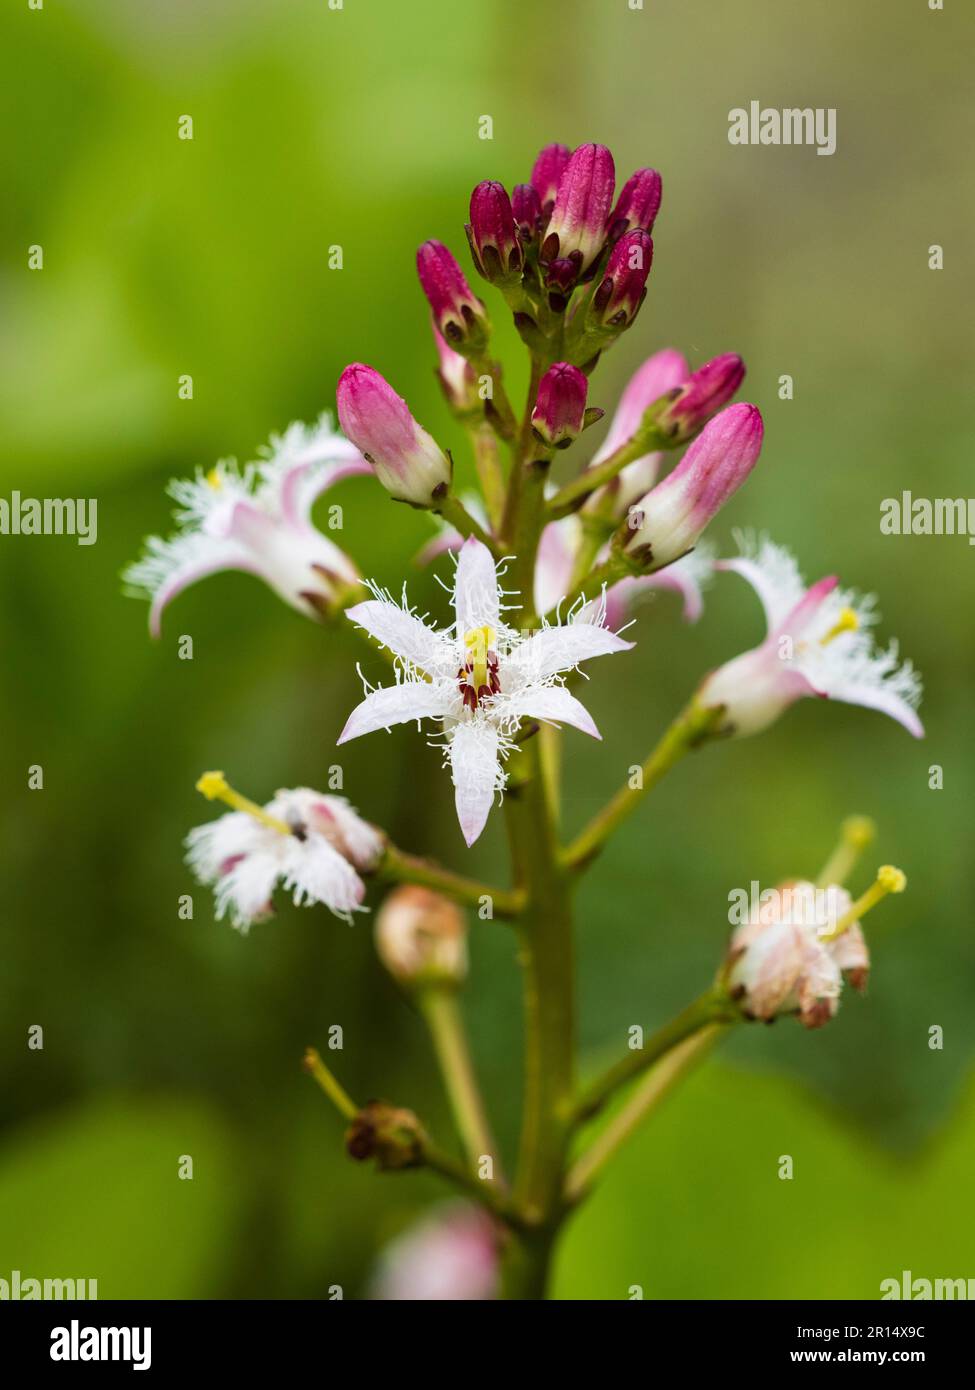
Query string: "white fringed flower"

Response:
xmin=125 ymin=414 xmax=370 ymax=635
xmin=186 ymin=777 xmax=383 ymax=930
xmin=727 ymin=879 xmax=870 ymax=1029
xmin=698 ymin=533 xmax=923 ymax=738
xmin=338 ymin=537 xmax=634 ymax=846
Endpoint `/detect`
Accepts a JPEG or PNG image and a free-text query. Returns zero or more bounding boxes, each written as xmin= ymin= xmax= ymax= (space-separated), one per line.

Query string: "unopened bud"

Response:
xmin=618 ymin=403 xmax=763 ymax=571
xmin=468 ymin=180 xmax=522 ymax=286
xmin=591 ymin=229 xmax=653 ymax=328
xmin=531 ymin=362 xmax=590 ymax=448
xmin=606 ymin=167 xmax=662 ymax=242
xmin=530 ymin=142 xmax=571 ymax=216
xmin=657 ymin=354 xmax=746 ymax=443
xmin=416 ymin=240 xmax=489 ymax=355
xmin=541 ymin=142 xmax=615 ymax=274
xmin=337 ymin=363 xmax=452 ymax=506
xmin=375 ymin=886 xmax=468 ymax=989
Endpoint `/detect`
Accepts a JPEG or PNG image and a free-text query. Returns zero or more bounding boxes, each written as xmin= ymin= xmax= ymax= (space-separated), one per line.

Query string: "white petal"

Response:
xmin=453 ymin=537 xmax=500 ymax=637
xmin=279 ymin=836 xmax=367 ymax=922
xmin=337 ymin=680 xmax=453 ymax=743
xmin=124 ymin=534 xmax=257 ymax=638
xmin=184 ymin=811 xmax=268 ymax=882
xmin=346 ymin=599 xmax=446 ymax=672
xmin=511 ymin=620 xmax=634 ymax=683
xmin=213 ymin=845 xmax=284 ymax=930
xmin=826 ymin=677 xmax=925 ymax=738
xmin=498 ymin=684 xmax=601 ymax=739
xmin=448 ymin=721 xmax=502 ymax=846
xmin=718 ymin=534 xmax=807 ymax=633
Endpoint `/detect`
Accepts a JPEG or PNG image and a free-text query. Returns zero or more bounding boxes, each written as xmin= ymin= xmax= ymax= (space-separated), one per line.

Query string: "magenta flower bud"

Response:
xmin=467 ymin=180 xmax=522 ymax=284
xmin=531 ymin=362 xmax=589 ymax=448
xmin=512 ymin=182 xmax=542 ymax=243
xmin=607 ymin=168 xmax=663 ymax=242
xmin=416 ymin=240 xmax=488 ymax=354
xmin=592 ymin=228 xmax=653 ymax=327
xmin=337 ymin=363 xmax=451 ymax=507
xmin=543 ymin=255 xmax=580 ymax=310
xmin=619 ymin=402 xmax=764 ymax=571
xmin=541 ymin=143 xmax=616 ymax=272
xmin=530 ymin=142 xmax=571 ymax=215
xmin=659 ymin=354 xmax=746 ymax=442
xmin=432 ymin=322 xmax=479 ymax=416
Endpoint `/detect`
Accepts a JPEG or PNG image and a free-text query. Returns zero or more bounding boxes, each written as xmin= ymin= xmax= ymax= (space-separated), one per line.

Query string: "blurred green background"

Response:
xmin=2 ymin=0 xmax=973 ymax=1299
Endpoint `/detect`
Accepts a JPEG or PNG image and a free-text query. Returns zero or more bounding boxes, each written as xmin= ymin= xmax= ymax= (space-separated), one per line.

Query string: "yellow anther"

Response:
xmin=820 ymin=606 xmax=859 ymax=646
xmin=464 ymin=625 xmax=495 ymax=691
xmin=195 ymin=769 xmax=292 ymax=836
xmin=816 ymin=814 xmax=877 ymax=887
xmin=820 ymin=863 xmax=907 ymax=941
xmin=206 ymin=467 xmax=223 ymax=490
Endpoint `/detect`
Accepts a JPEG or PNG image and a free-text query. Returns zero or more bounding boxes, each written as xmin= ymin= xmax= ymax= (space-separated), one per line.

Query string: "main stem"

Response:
xmin=502 ymin=730 xmax=575 ymax=1297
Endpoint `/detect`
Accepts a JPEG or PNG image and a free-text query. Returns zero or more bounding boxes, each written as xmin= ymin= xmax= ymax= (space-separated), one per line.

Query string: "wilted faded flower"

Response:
xmin=726 ymin=879 xmax=871 ymax=1028
xmin=375 ymin=886 xmax=468 ymax=989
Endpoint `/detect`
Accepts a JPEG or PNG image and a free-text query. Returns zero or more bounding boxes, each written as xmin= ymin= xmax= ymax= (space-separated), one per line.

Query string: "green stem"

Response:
xmin=561 ymin=700 xmax=723 ymax=871
xmin=501 ymin=740 xmax=575 ymax=1294
xmin=547 ymin=429 xmax=664 ymax=519
xmin=469 ymin=424 xmax=506 ymax=530
xmin=572 ymin=991 xmax=733 ymax=1125
xmin=419 ymin=989 xmax=504 ymax=1183
xmin=564 ymin=1023 xmax=727 ymax=1204
xmin=544 ymin=553 xmax=628 ymax=621
xmin=303 ymin=1047 xmax=358 ymax=1120
xmin=434 ymin=493 xmax=499 ymax=553
xmin=418 ymin=1134 xmax=524 ymax=1227
xmin=379 ymin=842 xmax=523 ymax=919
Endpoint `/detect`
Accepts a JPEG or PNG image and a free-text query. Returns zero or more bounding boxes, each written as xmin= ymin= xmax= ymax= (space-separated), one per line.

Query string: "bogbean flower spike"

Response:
xmin=126 ymin=138 xmax=923 ymax=1301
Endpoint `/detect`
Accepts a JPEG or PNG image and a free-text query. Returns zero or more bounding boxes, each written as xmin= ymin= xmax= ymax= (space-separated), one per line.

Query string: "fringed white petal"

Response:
xmin=279 ymin=835 xmax=367 ymax=924
xmin=510 ymin=618 xmax=634 ymax=685
xmin=453 ymin=537 xmax=500 ymax=637
xmin=346 ymin=598 xmax=448 ymax=673
xmin=338 ymin=681 xmax=454 ymax=743
xmin=447 ymin=721 xmax=502 ymax=846
xmin=497 ymin=684 xmax=601 ymax=739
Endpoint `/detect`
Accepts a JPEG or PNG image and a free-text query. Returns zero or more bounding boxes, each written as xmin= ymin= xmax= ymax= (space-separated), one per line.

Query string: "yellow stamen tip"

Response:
xmin=878 ymin=864 xmax=907 ymax=894
xmin=843 ymin=815 xmax=876 ymax=849
xmin=196 ymin=770 xmax=229 ymax=800
xmin=206 ymin=467 xmax=223 ymax=490
xmin=821 ymin=606 xmax=859 ymax=646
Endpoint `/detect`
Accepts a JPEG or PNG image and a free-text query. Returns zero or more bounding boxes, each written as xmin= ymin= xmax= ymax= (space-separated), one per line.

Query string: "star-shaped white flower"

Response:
xmin=186 ymin=779 xmax=383 ymax=930
xmin=125 ymin=414 xmax=370 ymax=635
xmin=338 ymin=538 xmax=634 ymax=845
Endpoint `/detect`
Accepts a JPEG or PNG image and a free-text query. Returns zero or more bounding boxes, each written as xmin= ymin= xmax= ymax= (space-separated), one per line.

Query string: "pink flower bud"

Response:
xmin=659 ymin=353 xmax=746 ymax=442
xmin=371 ymin=1203 xmax=499 ymax=1301
xmin=607 ymin=168 xmax=663 ymax=242
xmin=585 ymin=348 xmax=690 ymax=519
xmin=512 ymin=182 xmax=543 ymax=243
xmin=541 ymin=143 xmax=616 ymax=273
xmin=416 ymin=240 xmax=488 ymax=353
xmin=531 ymin=362 xmax=589 ymax=448
xmin=592 ymin=228 xmax=653 ymax=327
xmin=431 ymin=322 xmax=479 ymax=415
xmin=336 ymin=363 xmax=451 ymax=506
xmin=530 ymin=142 xmax=571 ymax=215
xmin=468 ymin=180 xmax=522 ymax=284
xmin=620 ymin=402 xmax=764 ymax=570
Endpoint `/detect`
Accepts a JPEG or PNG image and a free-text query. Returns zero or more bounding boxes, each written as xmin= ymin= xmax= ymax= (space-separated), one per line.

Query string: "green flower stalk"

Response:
xmin=125 ymin=136 xmax=925 ymax=1302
